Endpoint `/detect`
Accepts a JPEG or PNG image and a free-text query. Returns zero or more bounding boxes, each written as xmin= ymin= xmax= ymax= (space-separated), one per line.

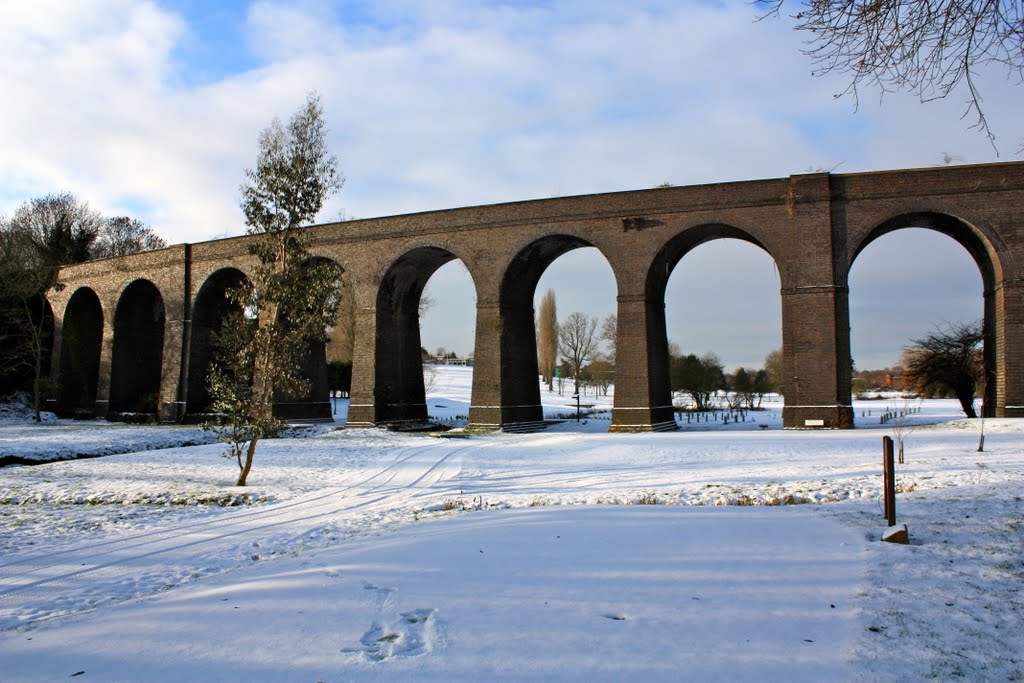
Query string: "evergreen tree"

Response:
xmin=205 ymin=92 xmax=344 ymax=486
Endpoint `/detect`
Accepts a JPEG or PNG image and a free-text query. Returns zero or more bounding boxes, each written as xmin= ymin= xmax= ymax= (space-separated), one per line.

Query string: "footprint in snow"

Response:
xmin=343 ymin=608 xmax=438 ymax=661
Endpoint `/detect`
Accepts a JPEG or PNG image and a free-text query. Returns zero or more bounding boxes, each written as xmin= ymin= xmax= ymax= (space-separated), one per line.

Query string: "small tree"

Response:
xmin=206 ymin=92 xmax=344 ymax=486
xmin=900 ymin=321 xmax=982 ymax=418
xmin=731 ymin=367 xmax=757 ymax=410
xmin=751 ymin=369 xmax=772 ymax=408
xmin=586 ymin=355 xmax=615 ymax=397
xmin=537 ymin=289 xmax=558 ymax=390
xmin=558 ymin=312 xmax=598 ymax=394
xmin=888 ymin=397 xmax=922 ymax=464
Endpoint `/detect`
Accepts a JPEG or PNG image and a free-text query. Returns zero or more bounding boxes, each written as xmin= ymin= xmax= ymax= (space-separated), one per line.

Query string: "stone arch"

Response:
xmin=186 ymin=267 xmax=249 ymax=416
xmin=638 ymin=224 xmax=780 ymax=424
xmin=495 ymin=234 xmax=610 ymax=427
xmin=848 ymin=211 xmax=1009 ymax=415
xmin=57 ymin=287 xmax=103 ymax=417
xmin=374 ymin=246 xmax=469 ymax=423
xmin=109 ymin=279 xmax=166 ymax=417
xmin=647 ymin=223 xmax=777 ymax=302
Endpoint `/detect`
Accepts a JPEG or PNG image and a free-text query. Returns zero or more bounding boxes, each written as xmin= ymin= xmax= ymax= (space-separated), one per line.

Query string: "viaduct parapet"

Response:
xmin=45 ymin=162 xmax=1024 ymax=430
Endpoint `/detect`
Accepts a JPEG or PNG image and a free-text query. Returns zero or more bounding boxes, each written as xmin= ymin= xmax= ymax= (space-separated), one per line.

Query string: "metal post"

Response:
xmin=883 ymin=435 xmax=896 ymax=527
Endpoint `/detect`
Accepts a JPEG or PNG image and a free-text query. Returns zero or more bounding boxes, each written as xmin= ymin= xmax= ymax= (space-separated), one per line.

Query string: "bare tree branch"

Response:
xmin=762 ymin=1 xmax=1024 ymax=151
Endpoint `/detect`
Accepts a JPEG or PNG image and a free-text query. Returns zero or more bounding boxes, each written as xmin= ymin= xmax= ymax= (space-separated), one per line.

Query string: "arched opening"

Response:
xmin=533 ymin=247 xmax=617 ymax=404
xmin=849 ymin=214 xmax=994 ymax=416
xmin=109 ymin=280 xmax=165 ymax=417
xmin=186 ymin=268 xmax=248 ymax=417
xmin=325 ymin=270 xmax=356 ymax=408
xmin=273 ymin=256 xmax=344 ymax=421
xmin=375 ymin=247 xmax=462 ymax=424
xmin=499 ymin=236 xmax=615 ymax=427
xmin=419 ymin=260 xmax=476 ymax=424
xmin=650 ymin=225 xmax=781 ymax=424
xmin=57 ymin=287 xmax=103 ymax=417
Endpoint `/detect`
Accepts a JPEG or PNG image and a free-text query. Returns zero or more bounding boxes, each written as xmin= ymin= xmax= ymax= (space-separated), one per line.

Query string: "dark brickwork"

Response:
xmin=47 ymin=162 xmax=1024 ymax=429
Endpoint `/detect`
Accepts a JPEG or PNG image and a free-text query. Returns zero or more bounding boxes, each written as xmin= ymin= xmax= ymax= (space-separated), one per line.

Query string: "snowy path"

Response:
xmin=0 ymin=439 xmax=478 ymax=631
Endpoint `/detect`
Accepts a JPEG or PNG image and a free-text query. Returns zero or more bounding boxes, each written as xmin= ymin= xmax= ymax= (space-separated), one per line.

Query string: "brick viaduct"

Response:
xmin=45 ymin=162 xmax=1024 ymax=430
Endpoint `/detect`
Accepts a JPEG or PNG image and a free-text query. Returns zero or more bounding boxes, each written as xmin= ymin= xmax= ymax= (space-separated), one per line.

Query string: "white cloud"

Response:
xmin=0 ymin=0 xmax=1016 ymax=365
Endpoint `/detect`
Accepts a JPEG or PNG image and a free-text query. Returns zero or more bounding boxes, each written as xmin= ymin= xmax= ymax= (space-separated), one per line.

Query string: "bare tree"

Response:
xmin=537 ymin=289 xmax=558 ymax=391
xmin=888 ymin=397 xmax=922 ymax=464
xmin=558 ymin=312 xmax=598 ymax=394
xmin=0 ymin=224 xmax=58 ymax=421
xmin=900 ymin=320 xmax=982 ymax=418
xmin=8 ymin=193 xmax=102 ymax=265
xmin=93 ymin=216 xmax=167 ymax=259
xmin=763 ymin=1 xmax=1024 ymax=148
xmin=1 ymin=194 xmax=101 ymax=419
xmin=205 ymin=92 xmax=344 ymax=486
xmin=600 ymin=313 xmax=617 ymax=363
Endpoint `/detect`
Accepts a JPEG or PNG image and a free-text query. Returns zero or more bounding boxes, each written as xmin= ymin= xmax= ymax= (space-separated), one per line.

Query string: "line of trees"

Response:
xmin=0 ymin=193 xmax=166 ymax=419
xmin=535 ymin=291 xmax=618 ymax=397
xmin=669 ymin=346 xmax=780 ymax=411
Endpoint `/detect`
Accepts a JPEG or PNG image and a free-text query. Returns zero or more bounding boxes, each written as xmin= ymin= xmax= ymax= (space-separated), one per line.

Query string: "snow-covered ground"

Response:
xmin=0 ymin=367 xmax=1021 ymax=681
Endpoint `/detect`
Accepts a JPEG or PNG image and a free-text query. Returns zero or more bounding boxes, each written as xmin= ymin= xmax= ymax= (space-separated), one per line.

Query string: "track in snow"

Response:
xmin=0 ymin=439 xmax=481 ymax=631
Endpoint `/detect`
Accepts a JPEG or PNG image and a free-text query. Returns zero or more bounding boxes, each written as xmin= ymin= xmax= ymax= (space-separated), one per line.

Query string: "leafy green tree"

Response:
xmin=205 ymin=92 xmax=344 ymax=486
xmin=671 ymin=351 xmax=725 ymax=411
xmin=731 ymin=367 xmax=757 ymax=410
xmin=751 ymin=368 xmax=773 ymax=408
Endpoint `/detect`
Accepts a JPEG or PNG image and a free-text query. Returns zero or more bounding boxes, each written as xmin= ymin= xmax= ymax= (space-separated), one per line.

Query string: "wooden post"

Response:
xmin=883 ymin=435 xmax=896 ymax=527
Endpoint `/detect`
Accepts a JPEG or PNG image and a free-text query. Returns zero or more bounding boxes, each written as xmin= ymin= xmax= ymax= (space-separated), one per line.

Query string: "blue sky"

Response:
xmin=1 ymin=1 xmax=1018 ymax=370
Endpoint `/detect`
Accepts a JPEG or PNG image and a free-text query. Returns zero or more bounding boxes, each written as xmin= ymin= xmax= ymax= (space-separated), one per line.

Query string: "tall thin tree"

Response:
xmin=537 ymin=289 xmax=558 ymax=391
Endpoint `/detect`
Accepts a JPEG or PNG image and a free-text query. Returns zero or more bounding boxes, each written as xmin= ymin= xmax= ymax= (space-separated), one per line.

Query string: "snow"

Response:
xmin=0 ymin=366 xmax=1021 ymax=681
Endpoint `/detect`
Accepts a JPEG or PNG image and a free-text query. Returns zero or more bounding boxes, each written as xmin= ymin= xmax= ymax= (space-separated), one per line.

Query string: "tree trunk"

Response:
xmin=955 ymin=384 xmax=977 ymax=418
xmin=237 ymin=436 xmax=258 ymax=486
xmin=33 ymin=371 xmax=41 ymax=423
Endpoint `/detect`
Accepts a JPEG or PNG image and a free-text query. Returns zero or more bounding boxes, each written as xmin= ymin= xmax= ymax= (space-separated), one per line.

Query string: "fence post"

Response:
xmin=883 ymin=435 xmax=896 ymax=527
